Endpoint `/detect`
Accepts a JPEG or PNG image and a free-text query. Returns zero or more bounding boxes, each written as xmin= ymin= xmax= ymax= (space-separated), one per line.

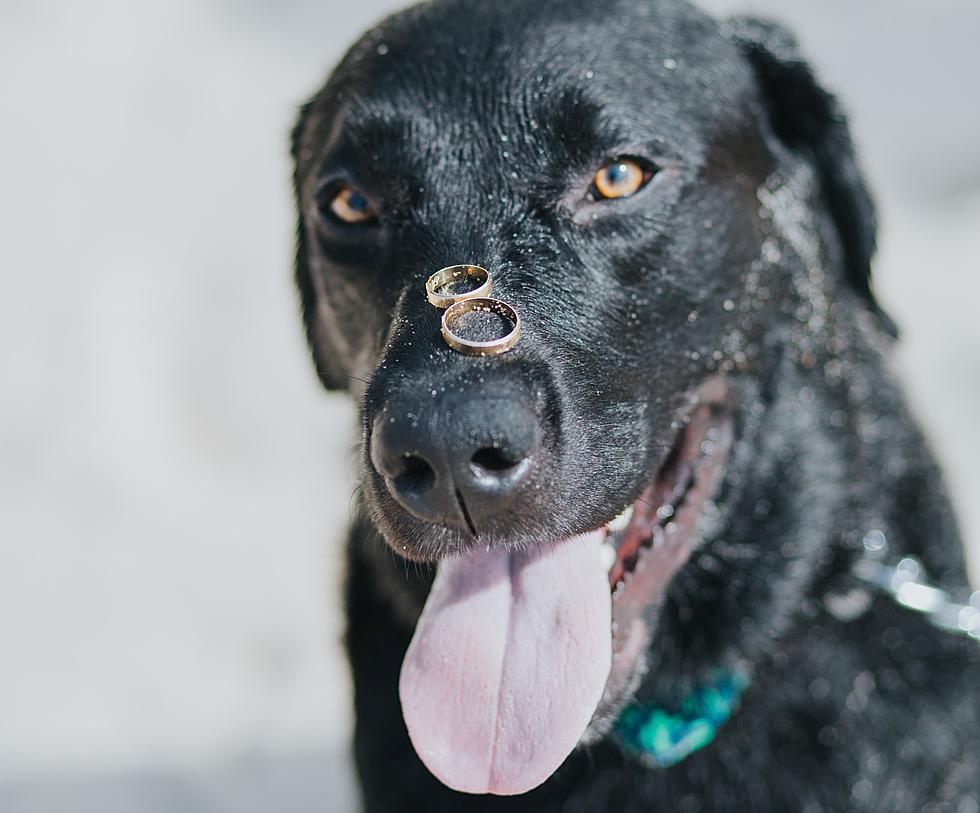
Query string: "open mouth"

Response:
xmin=397 ymin=383 xmax=733 ymax=797
xmin=593 ymin=394 xmax=734 ymax=732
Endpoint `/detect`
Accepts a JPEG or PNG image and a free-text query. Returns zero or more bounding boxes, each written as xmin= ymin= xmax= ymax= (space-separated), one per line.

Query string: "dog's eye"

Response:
xmin=591 ymin=158 xmax=653 ymax=201
xmin=322 ymin=184 xmax=377 ymax=225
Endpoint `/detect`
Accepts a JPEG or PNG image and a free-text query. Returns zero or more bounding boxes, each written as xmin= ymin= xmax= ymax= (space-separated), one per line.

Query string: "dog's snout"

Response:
xmin=369 ymin=392 xmax=541 ymax=533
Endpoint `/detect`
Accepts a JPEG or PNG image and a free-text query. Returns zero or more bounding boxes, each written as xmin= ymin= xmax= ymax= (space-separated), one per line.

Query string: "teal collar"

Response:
xmin=614 ymin=669 xmax=749 ymax=768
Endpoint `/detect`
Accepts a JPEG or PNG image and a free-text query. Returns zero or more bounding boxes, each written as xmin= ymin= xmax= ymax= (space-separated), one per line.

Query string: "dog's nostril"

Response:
xmin=471 ymin=447 xmax=521 ymax=475
xmin=393 ymin=454 xmax=436 ymax=496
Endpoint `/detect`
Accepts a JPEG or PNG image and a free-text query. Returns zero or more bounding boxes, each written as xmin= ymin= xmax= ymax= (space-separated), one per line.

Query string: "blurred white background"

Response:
xmin=1 ymin=0 xmax=978 ymax=810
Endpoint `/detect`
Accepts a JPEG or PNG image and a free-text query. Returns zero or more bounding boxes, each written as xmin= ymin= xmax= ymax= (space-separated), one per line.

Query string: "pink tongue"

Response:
xmin=399 ymin=531 xmax=612 ymax=796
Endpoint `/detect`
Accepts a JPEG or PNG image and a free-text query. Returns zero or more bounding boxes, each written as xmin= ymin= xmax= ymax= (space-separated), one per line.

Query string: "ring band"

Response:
xmin=441 ymin=298 xmax=521 ymax=356
xmin=425 ymin=265 xmax=492 ymax=308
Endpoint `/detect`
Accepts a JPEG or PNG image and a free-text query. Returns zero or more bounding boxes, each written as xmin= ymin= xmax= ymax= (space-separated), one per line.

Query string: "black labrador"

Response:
xmin=290 ymin=0 xmax=980 ymax=809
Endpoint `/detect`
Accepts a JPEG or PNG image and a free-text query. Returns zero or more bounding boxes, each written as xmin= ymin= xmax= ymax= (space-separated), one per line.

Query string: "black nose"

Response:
xmin=369 ymin=392 xmax=541 ymax=532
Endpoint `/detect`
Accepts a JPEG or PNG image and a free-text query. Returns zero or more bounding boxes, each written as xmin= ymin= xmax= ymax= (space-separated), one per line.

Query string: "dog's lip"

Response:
xmin=585 ymin=385 xmax=734 ymax=736
xmin=604 ymin=402 xmax=732 ymax=588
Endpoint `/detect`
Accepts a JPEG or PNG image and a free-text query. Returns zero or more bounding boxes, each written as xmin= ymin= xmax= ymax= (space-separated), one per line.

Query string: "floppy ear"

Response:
xmin=726 ymin=17 xmax=897 ymax=337
xmin=291 ymin=99 xmax=349 ymax=390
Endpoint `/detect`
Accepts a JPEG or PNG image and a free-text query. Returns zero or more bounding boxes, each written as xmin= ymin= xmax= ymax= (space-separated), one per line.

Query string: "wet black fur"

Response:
xmin=290 ymin=1 xmax=980 ymax=809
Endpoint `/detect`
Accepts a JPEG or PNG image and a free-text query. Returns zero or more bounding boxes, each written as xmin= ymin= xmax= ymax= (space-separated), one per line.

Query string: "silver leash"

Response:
xmin=851 ymin=530 xmax=980 ymax=641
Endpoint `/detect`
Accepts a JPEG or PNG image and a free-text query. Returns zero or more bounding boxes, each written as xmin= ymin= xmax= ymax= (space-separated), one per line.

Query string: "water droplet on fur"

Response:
xmin=678 ymin=794 xmax=700 ymax=813
xmin=808 ymin=676 xmax=830 ymax=699
xmin=851 ymin=779 xmax=873 ymax=803
xmin=863 ymin=529 xmax=887 ymax=553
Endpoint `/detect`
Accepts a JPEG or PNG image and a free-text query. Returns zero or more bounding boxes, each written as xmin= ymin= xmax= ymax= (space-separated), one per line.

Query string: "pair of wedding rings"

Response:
xmin=425 ymin=265 xmax=521 ymax=356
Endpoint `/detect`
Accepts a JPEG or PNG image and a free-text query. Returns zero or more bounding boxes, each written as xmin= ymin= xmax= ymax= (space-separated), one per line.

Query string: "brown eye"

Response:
xmin=592 ymin=158 xmax=650 ymax=200
xmin=326 ymin=184 xmax=377 ymax=224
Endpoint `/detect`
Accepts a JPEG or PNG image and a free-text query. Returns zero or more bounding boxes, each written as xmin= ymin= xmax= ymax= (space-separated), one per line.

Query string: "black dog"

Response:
xmin=290 ymin=0 xmax=980 ymax=809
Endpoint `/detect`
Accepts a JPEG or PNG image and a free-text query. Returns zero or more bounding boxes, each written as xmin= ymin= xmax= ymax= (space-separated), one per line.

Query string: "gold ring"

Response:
xmin=441 ymin=298 xmax=521 ymax=356
xmin=425 ymin=265 xmax=492 ymax=308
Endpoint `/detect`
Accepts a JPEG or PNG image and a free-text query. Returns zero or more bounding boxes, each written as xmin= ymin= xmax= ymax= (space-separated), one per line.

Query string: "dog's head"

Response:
xmin=292 ymin=0 xmax=889 ymax=796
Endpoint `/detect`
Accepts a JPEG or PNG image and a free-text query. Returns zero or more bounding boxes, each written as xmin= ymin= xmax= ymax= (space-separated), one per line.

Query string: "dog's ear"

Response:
xmin=726 ymin=17 xmax=897 ymax=336
xmin=291 ymin=99 xmax=349 ymax=390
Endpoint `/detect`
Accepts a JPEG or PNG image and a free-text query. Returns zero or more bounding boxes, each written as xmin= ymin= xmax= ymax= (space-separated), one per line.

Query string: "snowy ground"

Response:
xmin=1 ymin=0 xmax=977 ymax=810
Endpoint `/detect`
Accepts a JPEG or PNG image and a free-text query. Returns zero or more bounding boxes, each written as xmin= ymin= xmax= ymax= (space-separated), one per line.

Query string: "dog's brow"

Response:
xmin=543 ymin=87 xmax=629 ymax=166
xmin=339 ymin=113 xmax=410 ymax=154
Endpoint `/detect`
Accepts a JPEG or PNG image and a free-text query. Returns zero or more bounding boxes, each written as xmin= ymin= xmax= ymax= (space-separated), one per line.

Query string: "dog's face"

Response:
xmin=295 ymin=0 xmax=774 ymax=546
xmin=293 ymin=0 xmax=883 ymax=796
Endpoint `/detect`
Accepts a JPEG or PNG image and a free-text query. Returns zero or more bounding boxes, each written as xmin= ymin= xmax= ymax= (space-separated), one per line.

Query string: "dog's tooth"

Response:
xmin=600 ymin=542 xmax=618 ymax=573
xmin=605 ymin=504 xmax=634 ymax=534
